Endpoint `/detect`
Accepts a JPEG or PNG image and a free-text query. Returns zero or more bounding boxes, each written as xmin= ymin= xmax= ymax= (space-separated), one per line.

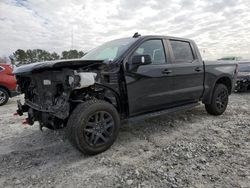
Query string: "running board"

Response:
xmin=124 ymin=102 xmax=199 ymax=123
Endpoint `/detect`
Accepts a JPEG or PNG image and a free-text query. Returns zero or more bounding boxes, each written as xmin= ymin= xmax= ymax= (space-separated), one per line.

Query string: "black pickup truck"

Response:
xmin=14 ymin=34 xmax=238 ymax=155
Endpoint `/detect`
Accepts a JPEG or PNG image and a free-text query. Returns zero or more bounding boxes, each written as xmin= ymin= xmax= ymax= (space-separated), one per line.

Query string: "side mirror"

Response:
xmin=131 ymin=55 xmax=152 ymax=65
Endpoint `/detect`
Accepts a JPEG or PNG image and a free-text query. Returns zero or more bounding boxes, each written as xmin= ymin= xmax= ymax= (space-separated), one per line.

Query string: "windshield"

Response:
xmin=82 ymin=38 xmax=138 ymax=61
xmin=239 ymin=63 xmax=250 ymax=72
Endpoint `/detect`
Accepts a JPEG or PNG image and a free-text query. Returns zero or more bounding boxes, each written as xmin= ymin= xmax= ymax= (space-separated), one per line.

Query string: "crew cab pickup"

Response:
xmin=14 ymin=34 xmax=238 ymax=155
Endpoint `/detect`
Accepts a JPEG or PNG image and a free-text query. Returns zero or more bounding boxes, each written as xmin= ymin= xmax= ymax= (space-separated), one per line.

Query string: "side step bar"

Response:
xmin=124 ymin=102 xmax=200 ymax=123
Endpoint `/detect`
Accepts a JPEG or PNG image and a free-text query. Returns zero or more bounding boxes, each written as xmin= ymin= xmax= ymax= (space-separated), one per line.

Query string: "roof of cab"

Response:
xmin=132 ymin=34 xmax=194 ymax=43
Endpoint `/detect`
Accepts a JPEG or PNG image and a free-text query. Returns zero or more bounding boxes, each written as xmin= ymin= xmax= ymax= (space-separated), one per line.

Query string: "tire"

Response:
xmin=205 ymin=84 xmax=229 ymax=116
xmin=0 ymin=88 xmax=9 ymax=106
xmin=66 ymin=100 xmax=120 ymax=155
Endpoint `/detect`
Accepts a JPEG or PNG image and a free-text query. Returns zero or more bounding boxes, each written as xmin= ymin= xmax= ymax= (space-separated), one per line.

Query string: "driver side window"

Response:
xmin=133 ymin=40 xmax=166 ymax=64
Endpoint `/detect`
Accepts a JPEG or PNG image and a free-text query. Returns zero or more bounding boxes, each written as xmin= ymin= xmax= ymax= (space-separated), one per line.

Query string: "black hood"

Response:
xmin=13 ymin=59 xmax=104 ymax=75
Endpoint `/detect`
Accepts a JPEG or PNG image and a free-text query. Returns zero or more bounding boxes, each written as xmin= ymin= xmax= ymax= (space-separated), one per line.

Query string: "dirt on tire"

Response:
xmin=0 ymin=94 xmax=249 ymax=187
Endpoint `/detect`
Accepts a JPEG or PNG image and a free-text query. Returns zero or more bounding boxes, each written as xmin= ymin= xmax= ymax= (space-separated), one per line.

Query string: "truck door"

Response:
xmin=167 ymin=39 xmax=204 ymax=104
xmin=125 ymin=39 xmax=174 ymax=116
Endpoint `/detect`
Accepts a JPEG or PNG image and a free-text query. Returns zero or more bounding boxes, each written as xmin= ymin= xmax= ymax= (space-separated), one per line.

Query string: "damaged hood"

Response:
xmin=13 ymin=59 xmax=104 ymax=75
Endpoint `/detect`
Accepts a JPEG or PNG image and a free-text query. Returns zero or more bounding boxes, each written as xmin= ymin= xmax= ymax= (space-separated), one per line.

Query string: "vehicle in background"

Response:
xmin=218 ymin=56 xmax=242 ymax=61
xmin=235 ymin=62 xmax=250 ymax=92
xmin=14 ymin=34 xmax=238 ymax=155
xmin=0 ymin=64 xmax=18 ymax=106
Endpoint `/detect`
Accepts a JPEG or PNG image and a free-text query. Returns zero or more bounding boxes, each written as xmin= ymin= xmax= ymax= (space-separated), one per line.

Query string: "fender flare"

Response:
xmin=202 ymin=75 xmax=233 ymax=104
xmin=94 ymin=83 xmax=123 ymax=114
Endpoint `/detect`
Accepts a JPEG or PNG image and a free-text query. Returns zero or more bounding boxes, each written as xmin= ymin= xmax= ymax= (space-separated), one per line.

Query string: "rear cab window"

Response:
xmin=169 ymin=40 xmax=195 ymax=63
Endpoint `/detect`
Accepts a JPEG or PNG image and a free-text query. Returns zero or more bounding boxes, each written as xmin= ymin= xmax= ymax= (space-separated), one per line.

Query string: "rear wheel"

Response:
xmin=0 ymin=88 xmax=9 ymax=106
xmin=66 ymin=100 xmax=120 ymax=155
xmin=205 ymin=84 xmax=229 ymax=115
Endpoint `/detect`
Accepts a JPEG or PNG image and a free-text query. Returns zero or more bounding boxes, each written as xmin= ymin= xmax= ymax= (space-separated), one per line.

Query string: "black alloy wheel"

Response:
xmin=205 ymin=84 xmax=229 ymax=116
xmin=215 ymin=89 xmax=228 ymax=110
xmin=67 ymin=100 xmax=120 ymax=155
xmin=84 ymin=111 xmax=115 ymax=147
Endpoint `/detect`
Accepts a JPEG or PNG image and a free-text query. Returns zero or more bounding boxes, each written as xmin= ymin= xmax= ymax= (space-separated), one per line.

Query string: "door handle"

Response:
xmin=195 ymin=67 xmax=202 ymax=72
xmin=162 ymin=69 xmax=172 ymax=74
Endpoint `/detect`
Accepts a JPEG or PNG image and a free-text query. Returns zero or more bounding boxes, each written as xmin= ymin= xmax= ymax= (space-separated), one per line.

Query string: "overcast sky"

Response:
xmin=0 ymin=0 xmax=250 ymax=60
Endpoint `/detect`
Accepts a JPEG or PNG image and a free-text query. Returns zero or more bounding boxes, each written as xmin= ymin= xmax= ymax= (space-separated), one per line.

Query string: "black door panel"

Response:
xmin=125 ymin=39 xmax=173 ymax=116
xmin=168 ymin=40 xmax=204 ymax=103
xmin=168 ymin=62 xmax=204 ymax=103
xmin=126 ymin=64 xmax=173 ymax=116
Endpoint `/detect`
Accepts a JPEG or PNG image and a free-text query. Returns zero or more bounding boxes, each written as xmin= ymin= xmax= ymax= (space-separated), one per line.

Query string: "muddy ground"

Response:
xmin=0 ymin=93 xmax=249 ymax=188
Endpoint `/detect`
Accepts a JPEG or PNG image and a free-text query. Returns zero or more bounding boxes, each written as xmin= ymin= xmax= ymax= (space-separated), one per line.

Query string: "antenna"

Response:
xmin=133 ymin=32 xmax=141 ymax=38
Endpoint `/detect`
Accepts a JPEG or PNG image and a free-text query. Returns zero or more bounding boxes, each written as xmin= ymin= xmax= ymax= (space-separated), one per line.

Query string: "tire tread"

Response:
xmin=205 ymin=84 xmax=228 ymax=116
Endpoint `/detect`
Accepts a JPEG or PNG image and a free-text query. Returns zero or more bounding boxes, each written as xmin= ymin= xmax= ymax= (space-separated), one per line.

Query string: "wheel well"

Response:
xmin=103 ymin=93 xmax=122 ymax=114
xmin=93 ymin=83 xmax=126 ymax=118
xmin=0 ymin=85 xmax=10 ymax=96
xmin=215 ymin=77 xmax=232 ymax=94
xmin=70 ymin=86 xmax=125 ymax=118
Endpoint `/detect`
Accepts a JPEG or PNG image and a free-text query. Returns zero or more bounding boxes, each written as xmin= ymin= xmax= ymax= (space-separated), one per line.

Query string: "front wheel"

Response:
xmin=205 ymin=84 xmax=229 ymax=116
xmin=66 ymin=100 xmax=120 ymax=155
xmin=0 ymin=88 xmax=9 ymax=106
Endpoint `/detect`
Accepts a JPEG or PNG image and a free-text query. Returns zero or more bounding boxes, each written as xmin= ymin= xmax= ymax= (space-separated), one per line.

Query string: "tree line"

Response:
xmin=6 ymin=49 xmax=85 ymax=66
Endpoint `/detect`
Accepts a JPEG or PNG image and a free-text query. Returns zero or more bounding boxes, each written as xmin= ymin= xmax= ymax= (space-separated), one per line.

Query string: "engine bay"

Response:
xmin=15 ymin=68 xmax=99 ymax=128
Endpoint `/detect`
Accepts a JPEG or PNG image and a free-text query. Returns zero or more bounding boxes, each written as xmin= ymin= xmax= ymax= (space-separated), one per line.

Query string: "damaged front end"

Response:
xmin=16 ymin=69 xmax=97 ymax=129
xmin=14 ymin=59 xmax=121 ymax=130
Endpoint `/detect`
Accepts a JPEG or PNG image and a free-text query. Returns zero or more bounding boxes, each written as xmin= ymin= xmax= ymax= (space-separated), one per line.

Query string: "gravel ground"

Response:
xmin=0 ymin=93 xmax=249 ymax=188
